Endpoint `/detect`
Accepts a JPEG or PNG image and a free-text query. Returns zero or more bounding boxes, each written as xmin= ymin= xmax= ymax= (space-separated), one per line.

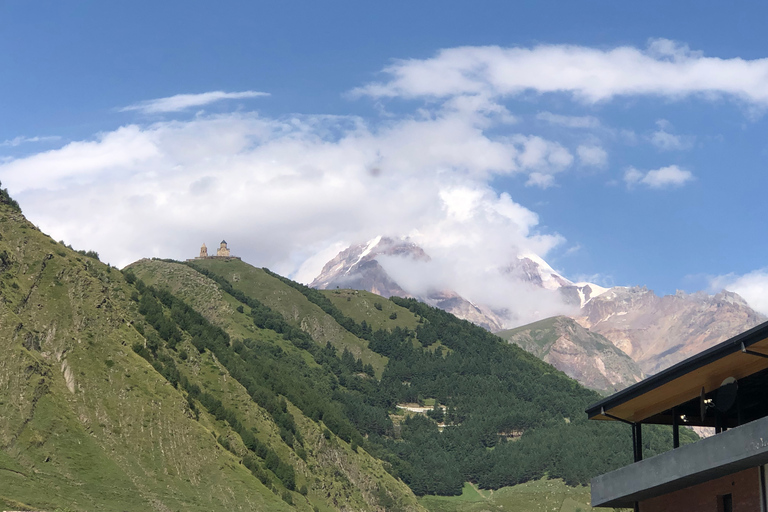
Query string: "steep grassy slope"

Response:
xmin=187 ymin=258 xmax=388 ymax=376
xmin=0 ymin=205 xmax=291 ymax=511
xmin=497 ymin=316 xmax=644 ymax=394
xmin=0 ymin=203 xmax=424 ymax=511
xmin=321 ymin=289 xmax=420 ymax=332
xmin=127 ymin=258 xmax=423 ymax=512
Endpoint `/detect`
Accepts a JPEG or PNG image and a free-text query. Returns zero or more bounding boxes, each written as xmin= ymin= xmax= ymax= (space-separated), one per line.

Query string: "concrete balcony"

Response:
xmin=592 ymin=415 xmax=768 ymax=508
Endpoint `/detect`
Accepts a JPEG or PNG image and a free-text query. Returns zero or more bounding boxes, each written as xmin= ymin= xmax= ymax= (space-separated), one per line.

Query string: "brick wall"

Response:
xmin=640 ymin=467 xmax=762 ymax=512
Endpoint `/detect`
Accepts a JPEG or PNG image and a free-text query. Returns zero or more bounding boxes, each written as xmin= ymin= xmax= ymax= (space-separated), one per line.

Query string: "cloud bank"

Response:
xmin=0 ymin=106 xmax=566 ymax=284
xmin=120 ymin=91 xmax=270 ymax=113
xmin=354 ymin=39 xmax=768 ymax=107
xmin=710 ymin=270 xmax=768 ymax=316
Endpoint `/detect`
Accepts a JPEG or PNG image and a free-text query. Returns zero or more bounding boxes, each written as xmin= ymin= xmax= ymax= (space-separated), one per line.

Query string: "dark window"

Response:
xmin=717 ymin=493 xmax=733 ymax=512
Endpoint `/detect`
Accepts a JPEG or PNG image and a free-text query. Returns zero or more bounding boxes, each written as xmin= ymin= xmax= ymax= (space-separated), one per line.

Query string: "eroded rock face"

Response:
xmin=575 ymin=287 xmax=766 ymax=375
xmin=498 ymin=316 xmax=644 ymax=394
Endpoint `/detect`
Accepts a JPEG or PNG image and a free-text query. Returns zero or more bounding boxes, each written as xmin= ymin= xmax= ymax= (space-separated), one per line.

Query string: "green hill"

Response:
xmin=0 ymin=189 xmax=694 ymax=511
xmin=0 ymin=201 xmax=422 ymax=512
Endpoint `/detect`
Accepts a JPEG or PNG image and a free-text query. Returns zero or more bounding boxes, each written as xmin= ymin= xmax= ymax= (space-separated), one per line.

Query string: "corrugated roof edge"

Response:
xmin=585 ymin=319 xmax=768 ymax=419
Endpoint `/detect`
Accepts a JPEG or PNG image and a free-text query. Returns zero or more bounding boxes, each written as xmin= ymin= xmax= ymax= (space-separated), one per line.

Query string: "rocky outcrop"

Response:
xmin=497 ymin=316 xmax=644 ymax=394
xmin=575 ymin=287 xmax=766 ymax=374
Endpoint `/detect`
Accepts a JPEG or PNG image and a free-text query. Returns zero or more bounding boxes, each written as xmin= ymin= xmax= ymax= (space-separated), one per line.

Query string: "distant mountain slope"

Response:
xmin=311 ymin=238 xmax=766 ymax=381
xmin=145 ymin=257 xmax=690 ymax=496
xmin=497 ymin=316 xmax=644 ymax=394
xmin=576 ymin=287 xmax=766 ymax=374
xmin=311 ymin=237 xmax=504 ymax=331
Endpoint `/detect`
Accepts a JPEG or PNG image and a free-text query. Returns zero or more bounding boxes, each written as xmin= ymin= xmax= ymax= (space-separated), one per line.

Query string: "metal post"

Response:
xmin=633 ymin=423 xmax=643 ymax=462
xmin=672 ymin=407 xmax=680 ymax=449
xmin=632 ymin=423 xmax=638 ymax=462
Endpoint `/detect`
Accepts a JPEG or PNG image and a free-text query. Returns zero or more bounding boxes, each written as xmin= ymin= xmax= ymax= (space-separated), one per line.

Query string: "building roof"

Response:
xmin=586 ymin=319 xmax=768 ymax=426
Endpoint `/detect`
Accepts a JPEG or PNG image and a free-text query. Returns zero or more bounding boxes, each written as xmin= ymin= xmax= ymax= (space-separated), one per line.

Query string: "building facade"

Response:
xmin=588 ymin=321 xmax=768 ymax=511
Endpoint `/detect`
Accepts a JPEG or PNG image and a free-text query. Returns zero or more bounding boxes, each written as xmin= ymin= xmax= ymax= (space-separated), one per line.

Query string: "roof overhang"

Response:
xmin=586 ymin=320 xmax=768 ymax=424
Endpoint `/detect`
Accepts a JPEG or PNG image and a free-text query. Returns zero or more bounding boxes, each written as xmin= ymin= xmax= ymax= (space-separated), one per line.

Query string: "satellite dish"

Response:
xmin=700 ymin=386 xmax=707 ymax=422
xmin=716 ymin=377 xmax=738 ymax=413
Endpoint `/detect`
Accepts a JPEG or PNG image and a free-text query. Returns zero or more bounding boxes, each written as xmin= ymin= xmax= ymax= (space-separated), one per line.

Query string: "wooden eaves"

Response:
xmin=586 ymin=320 xmax=768 ymax=426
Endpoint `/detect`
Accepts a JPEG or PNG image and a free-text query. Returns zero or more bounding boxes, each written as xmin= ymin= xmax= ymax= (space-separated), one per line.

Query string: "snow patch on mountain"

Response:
xmin=347 ymin=235 xmax=382 ymax=275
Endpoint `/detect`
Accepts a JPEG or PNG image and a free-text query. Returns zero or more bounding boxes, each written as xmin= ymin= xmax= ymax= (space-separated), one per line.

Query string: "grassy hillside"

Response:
xmin=419 ymin=479 xmax=623 ymax=512
xmin=128 ymin=258 xmax=423 ymax=511
xmin=321 ymin=289 xmax=420 ymax=331
xmin=0 ymin=202 xmax=423 ymax=511
xmin=187 ymin=258 xmax=388 ymax=376
xmin=0 ymin=205 xmax=293 ymax=511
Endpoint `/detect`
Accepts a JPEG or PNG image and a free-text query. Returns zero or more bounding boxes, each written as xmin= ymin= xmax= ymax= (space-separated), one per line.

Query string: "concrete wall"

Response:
xmin=640 ymin=467 xmax=761 ymax=512
xmin=592 ymin=415 xmax=768 ymax=507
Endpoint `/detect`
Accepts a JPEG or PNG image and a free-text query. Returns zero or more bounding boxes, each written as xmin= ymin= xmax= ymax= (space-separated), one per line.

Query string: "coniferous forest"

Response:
xmin=127 ymin=260 xmax=696 ymax=498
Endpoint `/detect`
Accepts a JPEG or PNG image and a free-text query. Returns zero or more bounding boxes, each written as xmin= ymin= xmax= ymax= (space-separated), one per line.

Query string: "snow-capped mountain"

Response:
xmin=310 ymin=236 xmax=505 ymax=331
xmin=310 ymin=236 xmax=425 ymax=298
xmin=310 ymin=237 xmax=766 ymax=385
xmin=509 ymin=253 xmax=608 ymax=308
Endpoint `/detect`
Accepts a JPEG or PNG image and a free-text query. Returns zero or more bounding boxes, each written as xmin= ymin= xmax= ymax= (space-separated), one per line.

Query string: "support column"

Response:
xmin=672 ymin=407 xmax=680 ymax=449
xmin=633 ymin=423 xmax=643 ymax=462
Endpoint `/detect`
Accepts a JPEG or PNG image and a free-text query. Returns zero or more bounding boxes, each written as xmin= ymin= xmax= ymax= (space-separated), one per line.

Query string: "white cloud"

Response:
xmin=624 ymin=165 xmax=694 ymax=189
xmin=354 ymin=39 xmax=768 ymax=108
xmin=526 ymin=172 xmax=556 ymax=189
xmin=649 ymin=119 xmax=694 ymax=150
xmin=577 ymin=144 xmax=608 ymax=168
xmin=0 ymin=106 xmax=569 ymax=282
xmin=536 ymin=111 xmax=600 ymax=128
xmin=650 ymin=130 xmax=686 ymax=150
xmin=120 ymin=90 xmax=270 ymax=114
xmin=0 ymin=126 xmax=159 ymax=192
xmin=0 ymin=135 xmax=61 ymax=147
xmin=710 ymin=270 xmax=768 ymax=316
xmin=0 ymin=99 xmax=581 ymax=327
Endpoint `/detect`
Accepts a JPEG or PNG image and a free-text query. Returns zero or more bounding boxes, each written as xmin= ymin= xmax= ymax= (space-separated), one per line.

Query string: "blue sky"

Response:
xmin=3 ymin=1 xmax=768 ymax=319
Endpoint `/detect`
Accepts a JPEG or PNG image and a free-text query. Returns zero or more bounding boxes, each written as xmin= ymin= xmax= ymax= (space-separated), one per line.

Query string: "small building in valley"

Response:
xmin=588 ymin=320 xmax=768 ymax=511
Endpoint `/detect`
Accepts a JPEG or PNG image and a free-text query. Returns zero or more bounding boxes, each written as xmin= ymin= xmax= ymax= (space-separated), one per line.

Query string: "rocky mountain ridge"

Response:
xmin=497 ymin=316 xmax=644 ymax=394
xmin=311 ymin=237 xmax=765 ymax=388
xmin=311 ymin=237 xmax=505 ymax=331
xmin=575 ymin=286 xmax=766 ymax=374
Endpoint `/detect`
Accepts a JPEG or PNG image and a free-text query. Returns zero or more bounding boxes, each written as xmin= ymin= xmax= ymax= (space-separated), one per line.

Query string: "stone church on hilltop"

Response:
xmin=188 ymin=240 xmax=241 ymax=261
